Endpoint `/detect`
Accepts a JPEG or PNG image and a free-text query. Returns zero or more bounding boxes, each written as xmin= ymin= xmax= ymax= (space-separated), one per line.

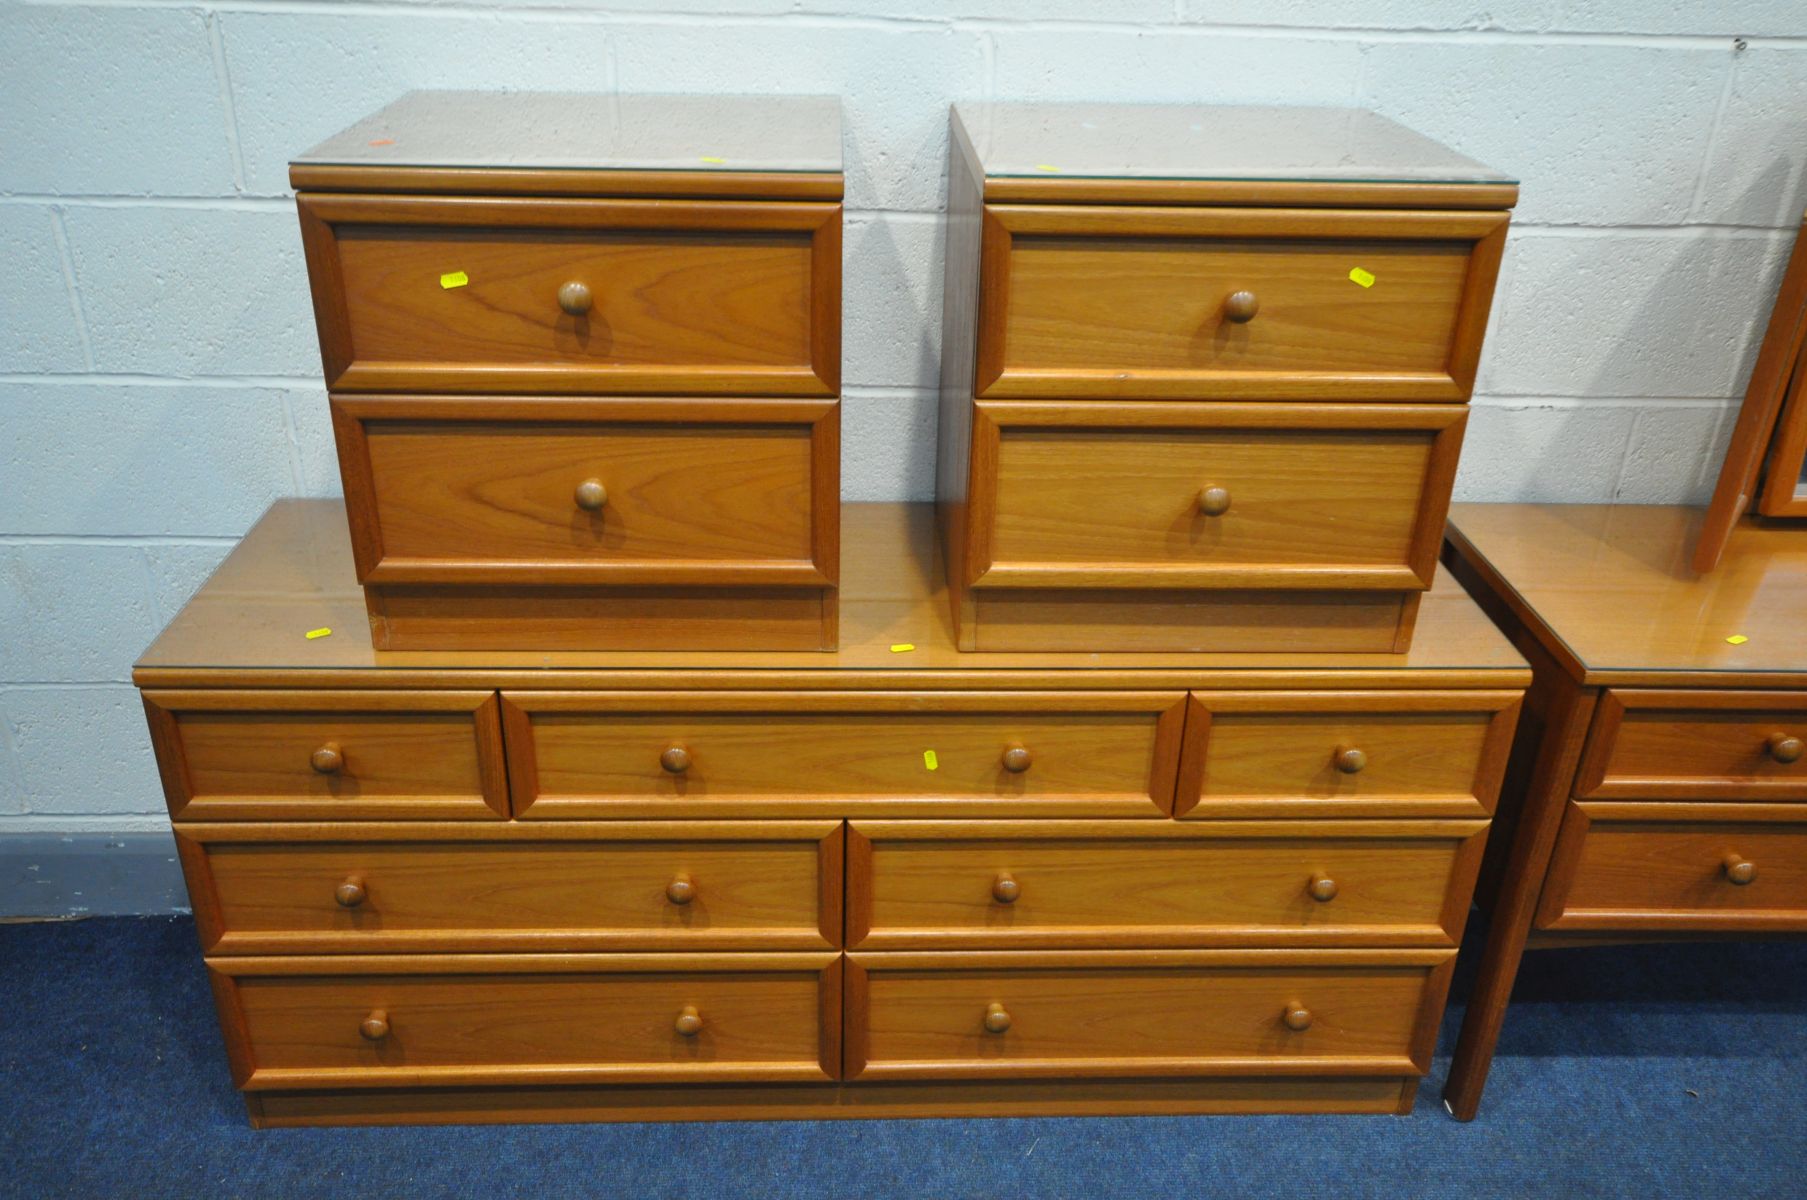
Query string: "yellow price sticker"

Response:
xmin=890 ymin=643 xmax=915 ymax=653
xmin=304 ymin=627 xmax=333 ymax=640
xmin=923 ymin=749 xmax=939 ymax=771
xmin=1035 ymin=163 xmax=1060 ymax=173
xmin=1349 ymin=267 xmax=1376 ymax=289
xmin=1726 ymin=634 xmax=1750 ymax=645
xmin=440 ymin=270 xmax=469 ymax=289
xmin=700 ymin=156 xmax=727 ymax=164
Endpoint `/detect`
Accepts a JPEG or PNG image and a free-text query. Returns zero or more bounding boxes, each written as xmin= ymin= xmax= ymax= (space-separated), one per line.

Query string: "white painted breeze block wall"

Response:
xmin=3 ymin=0 xmax=1805 ymax=831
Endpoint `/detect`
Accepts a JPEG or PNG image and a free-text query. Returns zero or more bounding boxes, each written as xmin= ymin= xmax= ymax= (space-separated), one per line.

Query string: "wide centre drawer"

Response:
xmin=966 ymin=401 xmax=1464 ymax=590
xmin=974 ymin=205 xmax=1508 ymax=402
xmin=844 ymin=949 xmax=1452 ymax=1080
xmin=143 ymin=691 xmax=508 ymax=821
xmin=846 ymin=820 xmax=1488 ymax=949
xmin=332 ymin=397 xmax=837 ymax=588
xmin=1575 ymin=690 xmax=1807 ymax=800
xmin=1535 ymin=802 xmax=1807 ymax=931
xmin=297 ymin=194 xmax=840 ymax=396
xmin=502 ymin=692 xmax=1187 ymax=819
xmin=209 ymin=953 xmax=841 ymax=1090
xmin=178 ymin=821 xmax=842 ymax=954
xmin=1175 ymin=691 xmax=1521 ymax=819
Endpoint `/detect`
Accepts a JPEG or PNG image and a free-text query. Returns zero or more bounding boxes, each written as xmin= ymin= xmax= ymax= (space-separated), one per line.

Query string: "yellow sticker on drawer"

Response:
xmin=439 ymin=270 xmax=469 ymax=289
xmin=304 ymin=627 xmax=333 ymax=640
xmin=1727 ymin=634 xmax=1750 ymax=645
xmin=1349 ymin=267 xmax=1376 ymax=288
xmin=923 ymin=749 xmax=939 ymax=771
xmin=890 ymin=643 xmax=915 ymax=653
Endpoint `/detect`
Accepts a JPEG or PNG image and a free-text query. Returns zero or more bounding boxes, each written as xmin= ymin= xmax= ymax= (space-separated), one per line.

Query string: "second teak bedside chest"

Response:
xmin=936 ymin=102 xmax=1516 ymax=652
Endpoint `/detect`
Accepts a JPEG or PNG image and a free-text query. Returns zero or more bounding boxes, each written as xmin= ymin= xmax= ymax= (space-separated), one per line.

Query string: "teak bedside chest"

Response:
xmin=137 ymin=501 xmax=1528 ymax=1126
xmin=936 ymin=102 xmax=1516 ymax=652
xmin=291 ymin=93 xmax=843 ymax=651
xmin=1441 ymin=504 xmax=1807 ymax=1120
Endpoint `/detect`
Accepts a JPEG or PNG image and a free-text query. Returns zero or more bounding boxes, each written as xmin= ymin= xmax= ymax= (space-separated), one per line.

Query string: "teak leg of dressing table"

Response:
xmin=1441 ymin=591 xmax=1599 ymax=1121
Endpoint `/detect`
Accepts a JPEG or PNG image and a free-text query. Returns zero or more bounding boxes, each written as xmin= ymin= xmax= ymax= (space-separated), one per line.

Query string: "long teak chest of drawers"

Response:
xmin=138 ymin=500 xmax=1527 ymax=1126
xmin=1440 ymin=504 xmax=1807 ymax=1121
xmin=936 ymin=103 xmax=1516 ymax=652
xmin=291 ymin=92 xmax=842 ymax=652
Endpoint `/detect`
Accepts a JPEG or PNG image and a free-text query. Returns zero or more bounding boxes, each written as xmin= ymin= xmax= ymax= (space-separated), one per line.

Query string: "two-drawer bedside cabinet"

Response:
xmin=290 ymin=92 xmax=843 ymax=651
xmin=1441 ymin=504 xmax=1807 ymax=1120
xmin=138 ymin=501 xmax=1527 ymax=1126
xmin=936 ymin=102 xmax=1516 ymax=652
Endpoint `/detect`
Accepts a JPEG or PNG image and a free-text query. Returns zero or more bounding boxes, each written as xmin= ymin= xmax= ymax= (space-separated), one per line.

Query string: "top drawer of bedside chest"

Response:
xmin=1575 ymin=691 xmax=1807 ymax=800
xmin=296 ymin=194 xmax=841 ymax=396
xmin=974 ymin=206 xmax=1508 ymax=402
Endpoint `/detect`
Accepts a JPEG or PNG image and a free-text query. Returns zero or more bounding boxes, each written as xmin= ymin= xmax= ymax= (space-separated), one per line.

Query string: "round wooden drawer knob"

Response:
xmin=1223 ymin=290 xmax=1260 ymax=323
xmin=310 ymin=742 xmax=343 ymax=774
xmin=1001 ymin=745 xmax=1033 ymax=773
xmin=666 ymin=874 xmax=696 ymax=905
xmin=1334 ymin=746 xmax=1368 ymax=775
xmin=1198 ymin=485 xmax=1232 ymax=517
xmin=983 ymin=1002 xmax=1012 ymax=1034
xmin=574 ymin=478 xmax=608 ymax=512
xmin=675 ymin=1005 xmax=704 ymax=1037
xmin=660 ymin=745 xmax=692 ymax=774
xmin=1723 ymin=854 xmax=1757 ymax=885
xmin=359 ymin=1009 xmax=389 ymax=1041
xmin=1308 ymin=874 xmax=1338 ymax=902
xmin=1283 ymin=1004 xmax=1313 ymax=1032
xmin=335 ymin=876 xmax=367 ymax=909
xmin=991 ymin=872 xmax=1021 ymax=904
xmin=557 ymin=280 xmax=594 ymax=316
xmin=1766 ymin=733 xmax=1804 ymax=764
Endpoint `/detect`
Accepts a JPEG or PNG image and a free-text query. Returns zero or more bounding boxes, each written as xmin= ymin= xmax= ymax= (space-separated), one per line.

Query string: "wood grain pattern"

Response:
xmin=1175 ymin=690 xmax=1521 ymax=819
xmin=974 ymin=205 xmax=1508 ymax=402
xmin=142 ymin=690 xmax=507 ymax=821
xmin=502 ymin=691 xmax=1186 ymax=819
xmin=1535 ymin=801 xmax=1807 ymax=931
xmin=844 ymin=948 xmax=1453 ymax=1080
xmin=296 ymin=194 xmax=839 ymax=396
xmin=1575 ymin=690 xmax=1807 ymax=800
xmin=969 ymin=401 xmax=1464 ymax=590
xmin=331 ymin=396 xmax=836 ymax=588
xmin=845 ymin=819 xmax=1488 ymax=949
xmin=211 ymin=952 xmax=840 ymax=1090
xmin=178 ymin=820 xmax=841 ymax=954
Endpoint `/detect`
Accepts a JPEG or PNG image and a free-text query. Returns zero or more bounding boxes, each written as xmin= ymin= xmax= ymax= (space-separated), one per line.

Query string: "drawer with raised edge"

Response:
xmin=143 ymin=690 xmax=508 ymax=821
xmin=208 ymin=952 xmax=843 ymax=1090
xmin=178 ymin=820 xmax=843 ymax=954
xmin=1574 ymin=690 xmax=1807 ymax=800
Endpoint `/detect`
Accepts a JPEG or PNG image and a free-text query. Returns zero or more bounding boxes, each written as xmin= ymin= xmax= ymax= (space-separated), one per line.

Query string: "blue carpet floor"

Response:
xmin=4 ymin=916 xmax=1804 ymax=1199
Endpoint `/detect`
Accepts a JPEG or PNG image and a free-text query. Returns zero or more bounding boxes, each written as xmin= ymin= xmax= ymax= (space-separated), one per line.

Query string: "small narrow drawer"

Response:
xmin=1175 ymin=691 xmax=1520 ymax=819
xmin=332 ymin=396 xmax=837 ymax=588
xmin=846 ymin=819 xmax=1488 ymax=949
xmin=1535 ymin=802 xmax=1807 ymax=932
xmin=143 ymin=690 xmax=508 ymax=821
xmin=1575 ymin=690 xmax=1807 ymax=800
xmin=844 ymin=949 xmax=1453 ymax=1081
xmin=974 ymin=204 xmax=1507 ymax=402
xmin=502 ymin=691 xmax=1187 ymax=819
xmin=297 ymin=193 xmax=840 ymax=396
xmin=209 ymin=953 xmax=841 ymax=1090
xmin=178 ymin=821 xmax=842 ymax=954
xmin=965 ymin=401 xmax=1464 ymax=592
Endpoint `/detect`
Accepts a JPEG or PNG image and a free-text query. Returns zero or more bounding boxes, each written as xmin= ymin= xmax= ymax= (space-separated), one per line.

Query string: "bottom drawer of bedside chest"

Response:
xmin=843 ymin=950 xmax=1452 ymax=1080
xmin=1536 ymin=802 xmax=1807 ymax=931
xmin=209 ymin=953 xmax=841 ymax=1089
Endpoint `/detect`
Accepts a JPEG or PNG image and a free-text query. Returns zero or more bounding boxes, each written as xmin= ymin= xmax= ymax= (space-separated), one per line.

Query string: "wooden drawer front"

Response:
xmin=1576 ymin=690 xmax=1807 ymax=800
xmin=333 ymin=397 xmax=836 ymax=588
xmin=847 ymin=820 xmax=1488 ymax=949
xmin=298 ymin=194 xmax=839 ymax=396
xmin=1535 ymin=803 xmax=1807 ymax=932
xmin=180 ymin=821 xmax=841 ymax=954
xmin=969 ymin=401 xmax=1463 ymax=590
xmin=211 ymin=953 xmax=841 ymax=1090
xmin=975 ymin=205 xmax=1507 ymax=402
xmin=1176 ymin=691 xmax=1520 ymax=819
xmin=503 ymin=692 xmax=1186 ymax=819
xmin=144 ymin=691 xmax=507 ymax=821
xmin=845 ymin=950 xmax=1452 ymax=1080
